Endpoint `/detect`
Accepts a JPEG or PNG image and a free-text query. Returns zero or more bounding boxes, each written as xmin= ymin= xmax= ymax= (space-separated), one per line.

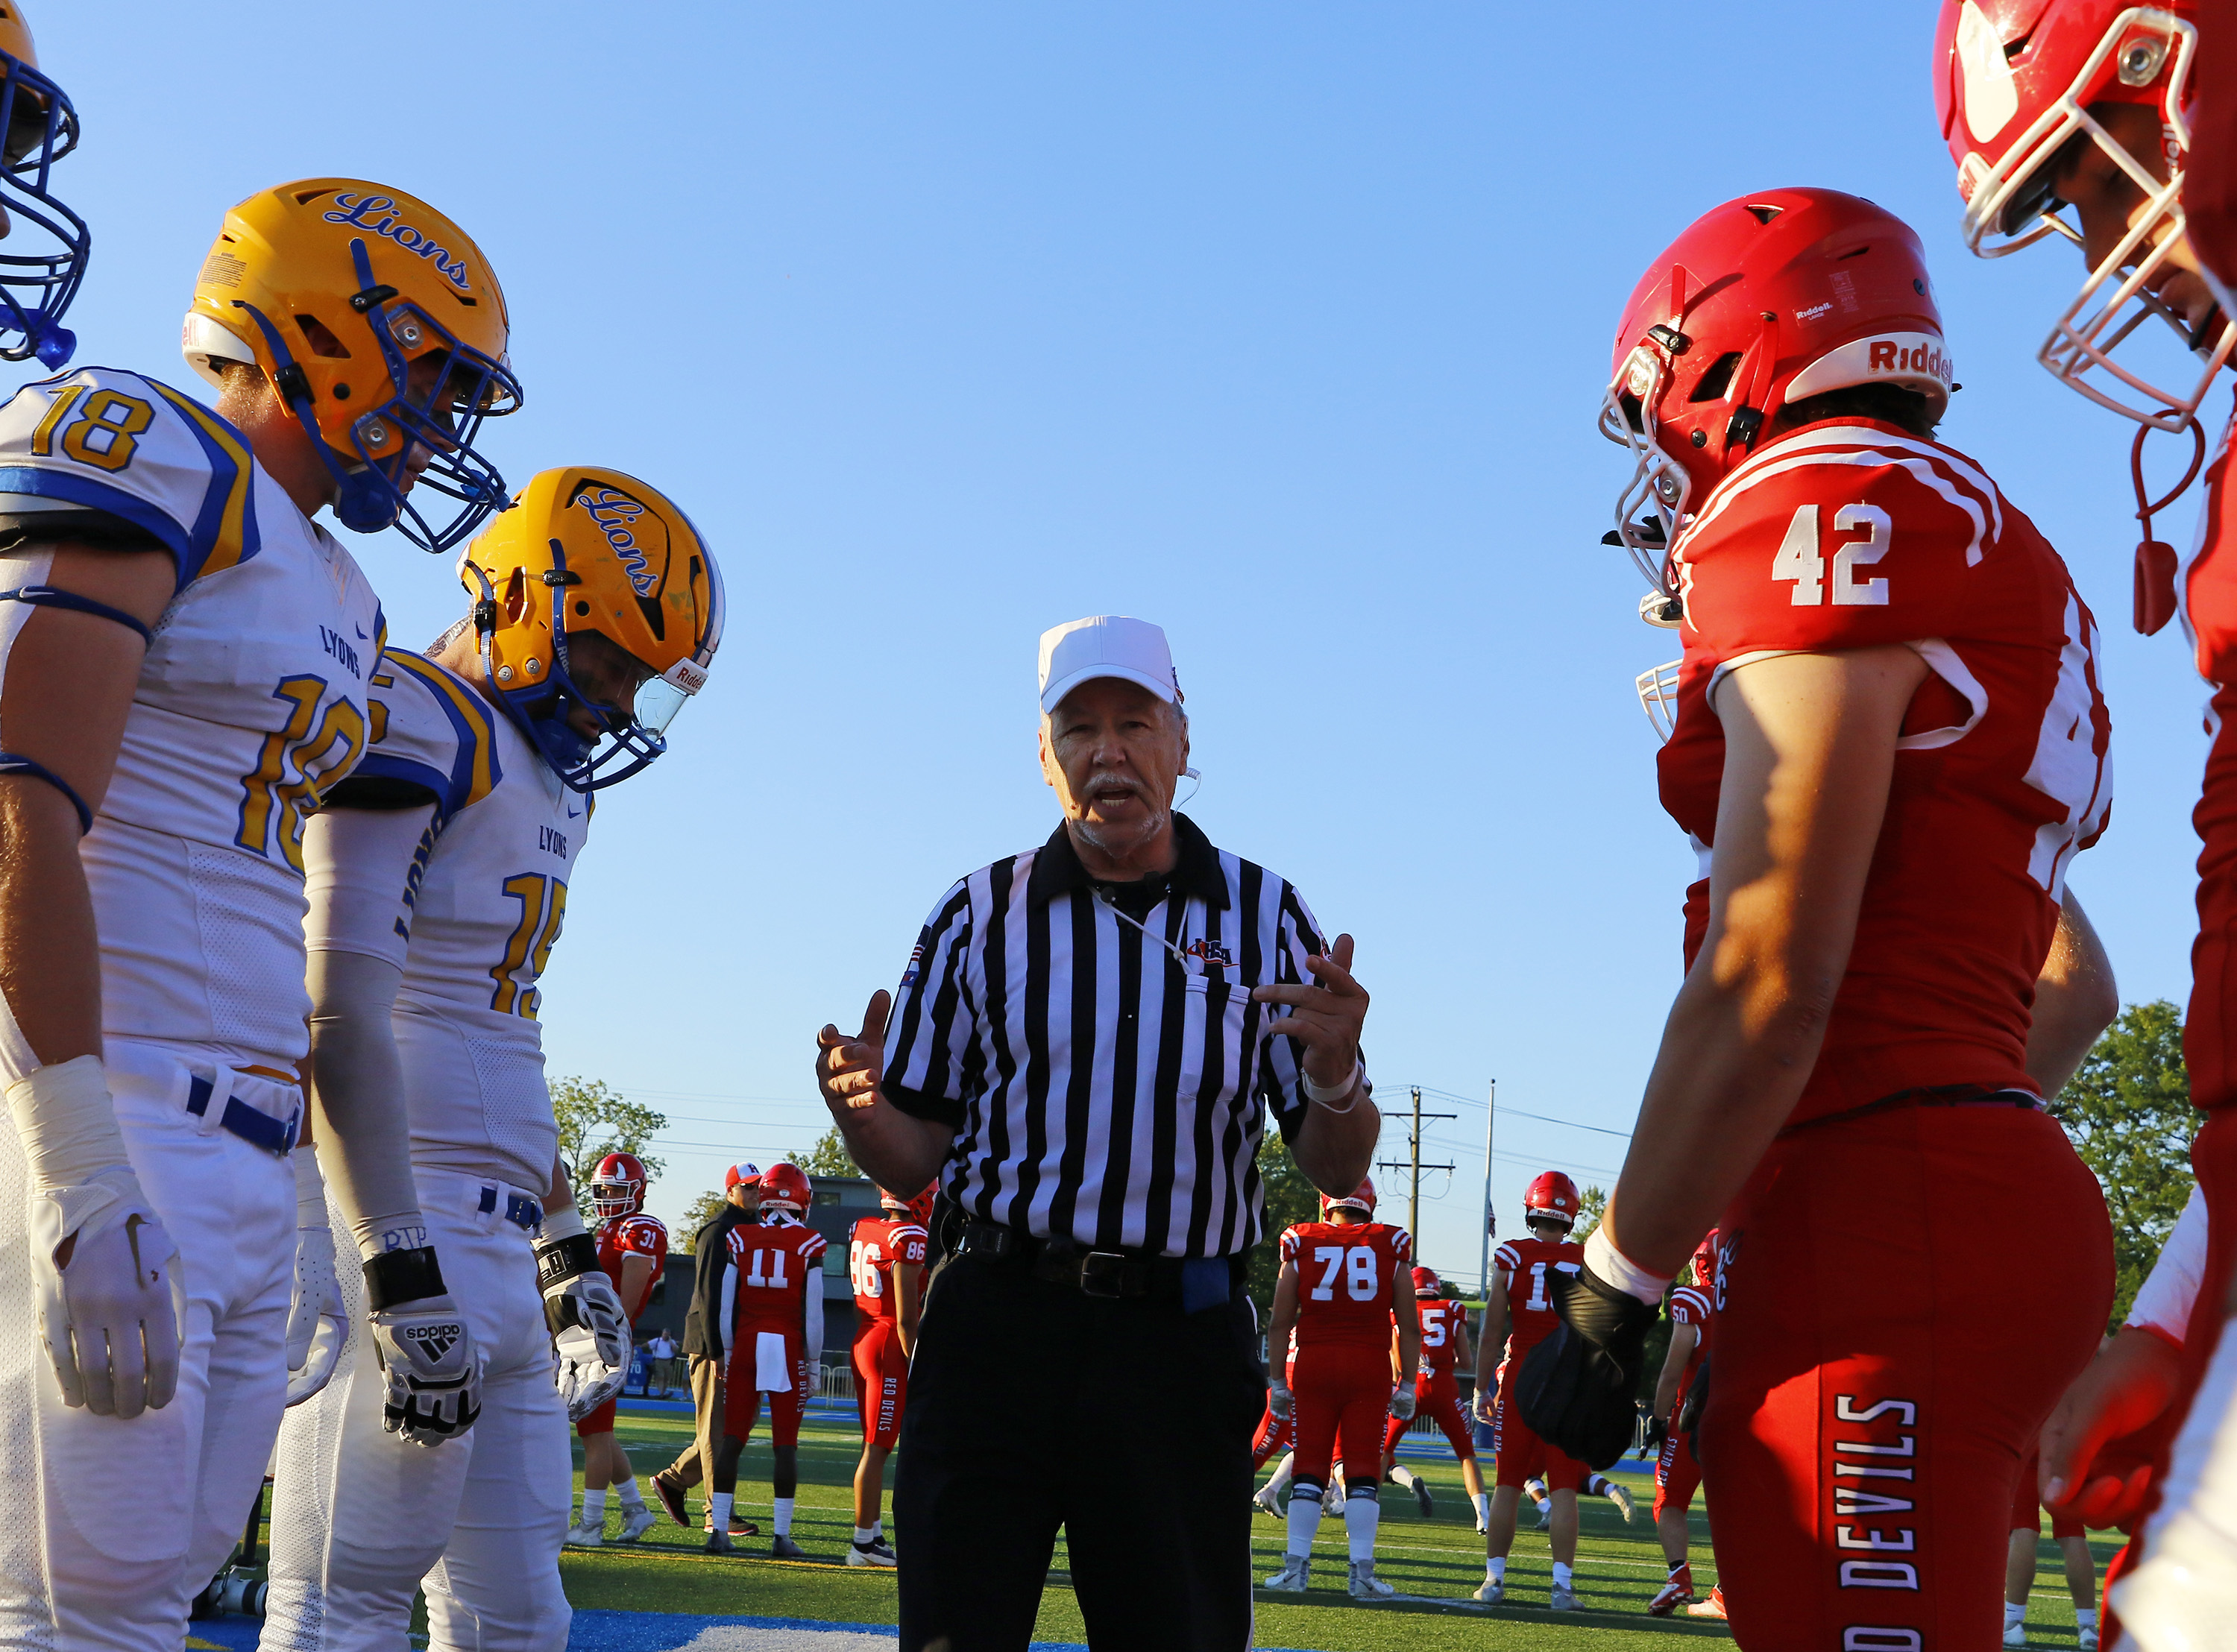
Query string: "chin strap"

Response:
xmin=2132 ymin=415 xmax=2209 ymax=636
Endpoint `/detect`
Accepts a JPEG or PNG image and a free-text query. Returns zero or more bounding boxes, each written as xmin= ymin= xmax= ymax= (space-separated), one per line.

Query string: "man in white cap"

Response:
xmin=815 ymin=615 xmax=1381 ymax=1648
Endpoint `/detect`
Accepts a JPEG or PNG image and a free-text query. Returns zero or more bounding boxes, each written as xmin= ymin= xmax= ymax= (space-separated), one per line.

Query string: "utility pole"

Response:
xmin=1375 ymin=1085 xmax=1453 ymax=1261
xmin=1479 ymin=1079 xmax=1497 ymax=1300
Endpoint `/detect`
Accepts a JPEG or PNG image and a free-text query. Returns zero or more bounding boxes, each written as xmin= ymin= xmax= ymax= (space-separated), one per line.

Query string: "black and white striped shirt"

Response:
xmin=884 ymin=813 xmax=1329 ymax=1259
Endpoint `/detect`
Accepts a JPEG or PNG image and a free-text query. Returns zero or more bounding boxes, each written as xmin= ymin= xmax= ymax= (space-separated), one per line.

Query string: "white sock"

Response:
xmin=580 ymin=1488 xmax=607 ymax=1522
xmin=1472 ymin=1490 xmax=1491 ymax=1525
xmin=2004 ymin=1602 xmax=2026 ymax=1629
xmin=711 ymin=1492 xmax=734 ymax=1531
xmin=2076 ymin=1609 xmax=2098 ymax=1630
xmin=872 ymin=1516 xmax=884 ymax=1539
xmin=1284 ymin=1484 xmax=1327 ymax=1559
xmin=615 ymin=1476 xmax=643 ymax=1511
xmin=1344 ymin=1492 xmax=1380 ymax=1564
xmin=1488 ymin=1555 xmax=1506 ymax=1583
xmin=1265 ymin=1452 xmax=1295 ymax=1498
xmin=854 ymin=1525 xmax=878 ymax=1545
xmin=1553 ymin=1561 xmax=1574 ymax=1589
xmin=1391 ymin=1466 xmax=1418 ymax=1489
xmin=775 ymin=1496 xmax=795 ymax=1538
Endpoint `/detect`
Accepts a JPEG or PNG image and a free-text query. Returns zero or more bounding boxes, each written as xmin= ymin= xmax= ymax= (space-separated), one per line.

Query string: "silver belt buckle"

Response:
xmin=1079 ymin=1251 xmax=1128 ymax=1299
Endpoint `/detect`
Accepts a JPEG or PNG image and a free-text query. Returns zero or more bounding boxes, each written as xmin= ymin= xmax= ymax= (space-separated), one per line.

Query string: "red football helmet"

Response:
xmin=588 ymin=1151 xmax=647 ymax=1220
xmin=1523 ymin=1170 xmax=1582 ymax=1231
xmin=1691 ymin=1228 xmax=1722 ymax=1289
xmin=881 ymin=1180 xmax=937 ymax=1228
xmin=1321 ymin=1177 xmax=1377 ymax=1218
xmin=724 ymin=1161 xmax=761 ymax=1192
xmin=759 ymin=1161 xmax=811 ymax=1216
xmin=1601 ymin=189 xmax=1951 ymax=597
xmin=1412 ymin=1264 xmax=1442 ymax=1298
xmin=1933 ymin=0 xmax=2233 ymax=426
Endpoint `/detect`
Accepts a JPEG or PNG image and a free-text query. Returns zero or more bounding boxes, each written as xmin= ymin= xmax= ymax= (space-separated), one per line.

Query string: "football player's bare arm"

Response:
xmin=1652 ymin=1320 xmax=1699 ymax=1424
xmin=1473 ymin=1273 xmax=1510 ymax=1422
xmin=1603 ymin=643 xmax=1927 ymax=1276
xmin=1391 ymin=1267 xmax=1421 ymax=1379
xmin=1256 ymin=934 xmax=1379 ymax=1196
xmin=620 ymin=1251 xmax=656 ymax=1321
xmin=1268 ymin=1257 xmax=1301 ymax=1368
xmin=814 ymin=989 xmax=953 ymax=1194
xmin=2024 ymin=892 xmax=2118 ymax=1099
xmin=894 ymin=1258 xmax=922 ymax=1358
xmin=0 ymin=542 xmax=172 ymax=1065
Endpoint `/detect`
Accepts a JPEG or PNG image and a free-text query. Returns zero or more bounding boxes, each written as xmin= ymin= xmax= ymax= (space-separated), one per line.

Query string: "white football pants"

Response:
xmin=262 ymin=1168 xmax=570 ymax=1652
xmin=0 ymin=1041 xmax=296 ymax=1652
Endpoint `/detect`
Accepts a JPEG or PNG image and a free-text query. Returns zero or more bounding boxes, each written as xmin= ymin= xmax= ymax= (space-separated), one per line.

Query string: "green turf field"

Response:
xmin=541 ymin=1402 xmax=2118 ymax=1650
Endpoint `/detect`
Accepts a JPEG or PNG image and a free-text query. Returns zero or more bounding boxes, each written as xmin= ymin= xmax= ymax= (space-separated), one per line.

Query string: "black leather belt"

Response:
xmin=954 ymin=1220 xmax=1232 ymax=1302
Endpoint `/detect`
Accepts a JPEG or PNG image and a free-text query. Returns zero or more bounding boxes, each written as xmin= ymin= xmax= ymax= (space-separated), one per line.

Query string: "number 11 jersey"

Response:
xmin=1281 ymin=1219 xmax=1410 ymax=1349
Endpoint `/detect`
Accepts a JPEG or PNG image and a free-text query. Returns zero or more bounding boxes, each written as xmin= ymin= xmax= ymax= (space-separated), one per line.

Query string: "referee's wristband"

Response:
xmin=1302 ymin=1058 xmax=1364 ymax=1109
xmin=1584 ymin=1226 xmax=1672 ymax=1306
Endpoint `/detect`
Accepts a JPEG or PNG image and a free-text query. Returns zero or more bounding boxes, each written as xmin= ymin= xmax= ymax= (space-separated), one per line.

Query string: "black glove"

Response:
xmin=1678 ymin=1355 xmax=1710 ymax=1442
xmin=1514 ymin=1262 xmax=1657 ymax=1471
xmin=1641 ymin=1410 xmax=1668 ymax=1452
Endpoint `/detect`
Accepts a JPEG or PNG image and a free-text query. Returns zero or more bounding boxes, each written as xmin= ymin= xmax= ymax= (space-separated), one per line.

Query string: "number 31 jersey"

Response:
xmin=1280 ymin=1220 xmax=1409 ymax=1349
xmin=0 ymin=367 xmax=383 ymax=1069
xmin=1660 ymin=420 xmax=2112 ymax=1126
xmin=334 ymin=647 xmax=586 ymax=1194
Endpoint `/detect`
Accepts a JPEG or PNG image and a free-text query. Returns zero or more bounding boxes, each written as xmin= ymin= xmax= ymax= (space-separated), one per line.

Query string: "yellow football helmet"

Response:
xmin=183 ymin=179 xmax=521 ymax=552
xmin=0 ymin=3 xmax=84 ymax=368
xmin=457 ymin=466 xmax=724 ymax=792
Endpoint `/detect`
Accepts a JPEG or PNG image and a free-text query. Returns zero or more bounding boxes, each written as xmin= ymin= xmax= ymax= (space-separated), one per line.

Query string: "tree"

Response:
xmin=1248 ymin=1130 xmax=1325 ymax=1320
xmin=2048 ymin=1000 xmax=2197 ymax=1329
xmin=550 ymin=1077 xmax=667 ymax=1191
xmin=1569 ymin=1184 xmax=1608 ymax=1246
xmin=793 ymin=1126 xmax=860 ymax=1179
xmin=677 ymin=1188 xmax=729 ymax=1254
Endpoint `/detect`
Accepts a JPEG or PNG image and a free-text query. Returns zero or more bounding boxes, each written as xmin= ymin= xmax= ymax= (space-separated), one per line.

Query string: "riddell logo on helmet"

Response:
xmin=1869 ymin=339 xmax=1951 ymax=385
xmin=575 ymin=487 xmax=661 ymax=598
xmin=321 ymin=195 xmax=473 ymax=294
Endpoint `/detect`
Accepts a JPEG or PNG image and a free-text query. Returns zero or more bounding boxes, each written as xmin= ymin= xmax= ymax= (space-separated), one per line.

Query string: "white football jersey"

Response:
xmin=342 ymin=649 xmax=586 ymax=1192
xmin=0 ymin=365 xmax=382 ymax=1069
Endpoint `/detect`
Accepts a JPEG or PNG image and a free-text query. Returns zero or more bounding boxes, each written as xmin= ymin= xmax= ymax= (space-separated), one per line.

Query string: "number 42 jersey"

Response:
xmin=0 ymin=367 xmax=383 ymax=1070
xmin=1660 ymin=420 xmax=2112 ymax=1126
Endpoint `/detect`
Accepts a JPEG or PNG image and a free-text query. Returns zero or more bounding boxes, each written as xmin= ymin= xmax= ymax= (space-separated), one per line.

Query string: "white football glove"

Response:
xmin=537 ymin=1220 xmax=630 ymax=1422
xmin=363 ymin=1246 xmax=481 ymax=1446
xmin=9 ymin=1058 xmax=184 ymax=1419
xmin=283 ymin=1147 xmax=347 ymax=1406
xmin=1390 ymin=1384 xmax=1418 ymax=1421
xmin=1269 ymin=1375 xmax=1293 ymax=1420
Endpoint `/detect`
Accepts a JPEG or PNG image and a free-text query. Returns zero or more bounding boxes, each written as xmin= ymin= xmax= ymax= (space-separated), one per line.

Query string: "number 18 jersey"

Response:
xmin=1495 ymin=1235 xmax=1584 ymax=1363
xmin=1660 ymin=420 xmax=2112 ymax=1126
xmin=0 ymin=367 xmax=383 ymax=1070
xmin=1281 ymin=1220 xmax=1409 ymax=1349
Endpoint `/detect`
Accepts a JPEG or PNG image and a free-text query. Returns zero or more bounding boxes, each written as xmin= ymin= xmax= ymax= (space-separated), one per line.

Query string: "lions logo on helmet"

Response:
xmin=588 ymin=1152 xmax=649 ymax=1220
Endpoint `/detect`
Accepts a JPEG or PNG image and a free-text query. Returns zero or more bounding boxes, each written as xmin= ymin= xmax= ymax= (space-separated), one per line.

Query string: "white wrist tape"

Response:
xmin=6 ymin=1055 xmax=130 ymax=1189
xmin=1302 ymin=1059 xmax=1364 ymax=1107
xmin=292 ymin=1142 xmax=328 ymax=1226
xmin=1585 ymin=1226 xmax=1672 ymax=1306
xmin=539 ymin=1205 xmax=586 ymax=1244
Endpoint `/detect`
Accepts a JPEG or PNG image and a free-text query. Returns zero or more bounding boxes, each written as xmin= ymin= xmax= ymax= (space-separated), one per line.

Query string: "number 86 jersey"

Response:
xmin=1280 ymin=1219 xmax=1409 ymax=1349
xmin=1659 ymin=419 xmax=2112 ymax=1127
xmin=0 ymin=367 xmax=383 ymax=1069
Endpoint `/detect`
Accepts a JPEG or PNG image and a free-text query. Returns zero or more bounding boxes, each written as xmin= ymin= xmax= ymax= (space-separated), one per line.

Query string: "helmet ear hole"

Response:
xmin=1687 ymin=352 xmax=1744 ymax=403
xmin=295 ymin=315 xmax=351 ymax=359
xmin=502 ymin=567 xmax=530 ymax=625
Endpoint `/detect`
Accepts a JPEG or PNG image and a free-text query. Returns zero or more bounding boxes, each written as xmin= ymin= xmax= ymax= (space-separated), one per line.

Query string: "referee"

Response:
xmin=815 ymin=615 xmax=1379 ymax=1651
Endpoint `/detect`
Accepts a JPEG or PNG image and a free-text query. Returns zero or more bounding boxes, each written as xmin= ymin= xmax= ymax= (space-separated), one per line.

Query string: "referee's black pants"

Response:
xmin=895 ymin=1251 xmax=1264 ymax=1651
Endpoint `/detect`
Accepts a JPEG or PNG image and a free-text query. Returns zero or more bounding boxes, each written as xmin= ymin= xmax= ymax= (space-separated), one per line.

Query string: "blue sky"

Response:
xmin=42 ymin=4 xmax=2217 ymax=1284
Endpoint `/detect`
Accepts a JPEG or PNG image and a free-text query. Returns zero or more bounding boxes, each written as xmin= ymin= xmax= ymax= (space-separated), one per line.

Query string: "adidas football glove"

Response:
xmin=1515 ymin=1261 xmax=1657 ymax=1471
xmin=283 ymin=1147 xmax=347 ymax=1406
xmin=1642 ymin=1411 xmax=1669 ymax=1452
xmin=1390 ymin=1384 xmax=1417 ymax=1422
xmin=364 ymin=1247 xmax=481 ymax=1446
xmin=537 ymin=1229 xmax=631 ymax=1422
xmin=1269 ymin=1375 xmax=1294 ymax=1421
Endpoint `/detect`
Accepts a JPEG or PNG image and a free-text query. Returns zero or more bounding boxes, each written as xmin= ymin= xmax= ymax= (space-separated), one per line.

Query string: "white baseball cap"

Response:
xmin=1037 ymin=616 xmax=1182 ymax=715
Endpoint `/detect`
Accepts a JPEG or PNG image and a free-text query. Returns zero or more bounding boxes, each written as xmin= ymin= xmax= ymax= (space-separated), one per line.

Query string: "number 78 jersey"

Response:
xmin=1659 ymin=420 xmax=2112 ymax=1127
xmin=1280 ymin=1220 xmax=1409 ymax=1349
xmin=0 ymin=367 xmax=384 ymax=1068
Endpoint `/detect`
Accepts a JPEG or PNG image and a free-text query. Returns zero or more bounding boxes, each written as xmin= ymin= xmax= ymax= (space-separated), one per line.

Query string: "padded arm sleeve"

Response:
xmin=805 ymin=1272 xmax=824 ymax=1369
xmin=718 ymin=1259 xmax=736 ymax=1358
xmin=303 ymin=803 xmax=435 ymax=968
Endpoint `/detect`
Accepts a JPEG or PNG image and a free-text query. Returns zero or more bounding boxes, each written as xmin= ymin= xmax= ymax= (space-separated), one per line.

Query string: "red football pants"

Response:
xmin=1381 ymin=1370 xmax=1474 ymax=1461
xmin=853 ymin=1320 xmax=909 ymax=1448
xmin=725 ymin=1329 xmax=807 ymax=1449
xmin=1701 ymin=1104 xmax=2111 ymax=1652
xmin=575 ymin=1396 xmax=618 ymax=1439
xmin=2011 ymin=1449 xmax=2083 ymax=1540
xmin=1654 ymin=1393 xmax=1702 ymax=1523
xmin=1492 ymin=1359 xmax=1583 ymax=1492
xmin=1291 ymin=1342 xmax=1391 ymax=1487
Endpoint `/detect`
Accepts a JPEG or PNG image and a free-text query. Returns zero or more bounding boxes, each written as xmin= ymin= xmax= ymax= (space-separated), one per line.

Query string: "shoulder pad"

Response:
xmin=354 ymin=649 xmax=502 ymax=821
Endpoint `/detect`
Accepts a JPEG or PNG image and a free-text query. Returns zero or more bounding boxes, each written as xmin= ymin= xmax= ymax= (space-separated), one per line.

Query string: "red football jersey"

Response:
xmin=2188 ymin=421 xmax=2237 ymax=686
xmin=595 ymin=1212 xmax=669 ymax=1322
xmin=726 ymin=1214 xmax=828 ymax=1334
xmin=1415 ymin=1297 xmax=1463 ymax=1379
xmin=1494 ymin=1236 xmax=1584 ymax=1360
xmin=1667 ymin=1282 xmax=1713 ymax=1381
xmin=848 ymin=1214 xmax=929 ymax=1323
xmin=1281 ymin=1220 xmax=1409 ymax=1349
xmin=1662 ymin=421 xmax=2111 ymax=1126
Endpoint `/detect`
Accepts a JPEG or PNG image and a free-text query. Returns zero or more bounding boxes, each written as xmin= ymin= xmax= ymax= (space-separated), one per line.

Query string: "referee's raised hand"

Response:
xmin=1251 ymin=934 xmax=1368 ymax=1089
xmin=817 ymin=991 xmax=891 ymax=1112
